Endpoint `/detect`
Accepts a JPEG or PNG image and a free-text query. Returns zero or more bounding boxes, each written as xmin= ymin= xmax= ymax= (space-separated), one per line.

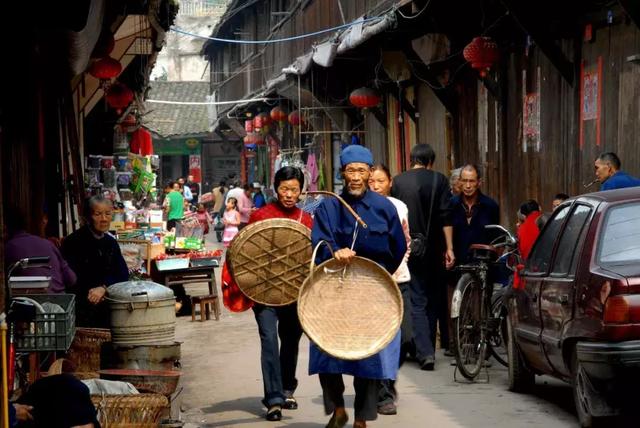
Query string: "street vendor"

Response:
xmin=310 ymin=145 xmax=406 ymax=428
xmin=246 ymin=166 xmax=313 ymax=422
xmin=62 ymin=195 xmax=129 ymax=328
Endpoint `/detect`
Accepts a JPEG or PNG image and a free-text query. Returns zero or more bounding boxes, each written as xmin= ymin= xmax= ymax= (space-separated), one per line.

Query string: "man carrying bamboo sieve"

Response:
xmin=310 ymin=145 xmax=406 ymax=428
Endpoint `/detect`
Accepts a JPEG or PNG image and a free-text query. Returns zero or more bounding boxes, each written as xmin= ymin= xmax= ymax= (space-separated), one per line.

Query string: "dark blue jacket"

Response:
xmin=451 ymin=193 xmax=500 ymax=264
xmin=600 ymin=171 xmax=640 ymax=191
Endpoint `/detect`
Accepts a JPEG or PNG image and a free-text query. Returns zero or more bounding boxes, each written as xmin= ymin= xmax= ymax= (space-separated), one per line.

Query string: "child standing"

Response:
xmin=195 ymin=203 xmax=213 ymax=235
xmin=222 ymin=197 xmax=241 ymax=247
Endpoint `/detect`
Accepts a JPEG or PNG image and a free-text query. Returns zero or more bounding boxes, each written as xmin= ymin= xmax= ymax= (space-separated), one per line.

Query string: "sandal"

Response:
xmin=266 ymin=405 xmax=282 ymax=422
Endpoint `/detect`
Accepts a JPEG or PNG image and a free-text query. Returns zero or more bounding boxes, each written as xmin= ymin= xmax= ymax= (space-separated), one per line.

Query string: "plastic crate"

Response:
xmin=190 ymin=257 xmax=221 ymax=268
xmin=156 ymin=258 xmax=190 ymax=271
xmin=13 ymin=294 xmax=76 ymax=352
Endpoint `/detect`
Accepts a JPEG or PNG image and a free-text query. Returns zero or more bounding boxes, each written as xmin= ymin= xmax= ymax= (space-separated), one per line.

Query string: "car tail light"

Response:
xmin=604 ymin=295 xmax=640 ymax=324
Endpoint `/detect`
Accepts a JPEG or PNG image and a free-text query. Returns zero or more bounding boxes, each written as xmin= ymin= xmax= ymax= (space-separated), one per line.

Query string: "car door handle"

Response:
xmin=559 ymin=295 xmax=569 ymax=305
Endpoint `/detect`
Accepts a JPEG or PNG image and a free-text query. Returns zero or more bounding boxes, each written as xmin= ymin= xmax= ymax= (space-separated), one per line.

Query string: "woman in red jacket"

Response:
xmin=517 ymin=199 xmax=542 ymax=261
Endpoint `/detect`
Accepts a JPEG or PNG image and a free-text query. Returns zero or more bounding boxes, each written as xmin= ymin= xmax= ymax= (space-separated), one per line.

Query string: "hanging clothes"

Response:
xmin=306 ymin=153 xmax=319 ymax=192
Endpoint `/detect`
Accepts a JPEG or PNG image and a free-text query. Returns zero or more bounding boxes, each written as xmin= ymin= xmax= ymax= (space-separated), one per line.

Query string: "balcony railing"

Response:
xmin=178 ymin=0 xmax=228 ymax=17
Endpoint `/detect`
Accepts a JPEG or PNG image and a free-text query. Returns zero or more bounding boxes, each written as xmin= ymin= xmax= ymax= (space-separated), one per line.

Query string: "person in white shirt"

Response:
xmin=368 ymin=164 xmax=413 ymax=416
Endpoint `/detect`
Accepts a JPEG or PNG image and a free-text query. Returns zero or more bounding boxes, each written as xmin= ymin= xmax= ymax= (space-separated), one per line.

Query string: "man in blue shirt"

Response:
xmin=451 ymin=164 xmax=500 ymax=265
xmin=595 ymin=152 xmax=640 ymax=191
xmin=311 ymin=145 xmax=406 ymax=428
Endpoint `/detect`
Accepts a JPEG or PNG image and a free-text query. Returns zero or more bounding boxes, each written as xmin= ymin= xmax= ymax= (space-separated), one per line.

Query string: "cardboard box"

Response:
xmin=110 ymin=221 xmax=125 ymax=231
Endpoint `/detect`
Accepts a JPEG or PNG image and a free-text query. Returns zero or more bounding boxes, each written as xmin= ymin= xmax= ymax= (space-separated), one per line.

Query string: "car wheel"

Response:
xmin=506 ymin=315 xmax=534 ymax=392
xmin=571 ymin=351 xmax=611 ymax=428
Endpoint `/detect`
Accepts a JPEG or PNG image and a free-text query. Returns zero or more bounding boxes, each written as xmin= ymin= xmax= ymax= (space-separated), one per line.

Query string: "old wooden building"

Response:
xmin=203 ymin=0 xmax=640 ymax=225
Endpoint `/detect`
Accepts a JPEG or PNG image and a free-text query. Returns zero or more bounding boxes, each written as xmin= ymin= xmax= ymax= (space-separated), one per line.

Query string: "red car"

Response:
xmin=507 ymin=187 xmax=640 ymax=427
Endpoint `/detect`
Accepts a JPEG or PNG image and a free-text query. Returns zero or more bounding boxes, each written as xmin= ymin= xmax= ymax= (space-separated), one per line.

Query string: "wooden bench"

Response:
xmin=191 ymin=294 xmax=220 ymax=321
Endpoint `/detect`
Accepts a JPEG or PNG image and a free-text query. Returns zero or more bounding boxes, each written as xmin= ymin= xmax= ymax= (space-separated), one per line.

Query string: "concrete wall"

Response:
xmin=152 ymin=1 xmax=228 ymax=82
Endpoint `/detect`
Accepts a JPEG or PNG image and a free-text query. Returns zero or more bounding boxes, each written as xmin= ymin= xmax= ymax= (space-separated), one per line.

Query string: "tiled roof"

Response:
xmin=143 ymin=81 xmax=211 ymax=138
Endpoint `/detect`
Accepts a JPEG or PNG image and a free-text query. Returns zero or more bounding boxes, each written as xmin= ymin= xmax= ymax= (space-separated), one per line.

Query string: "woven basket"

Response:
xmin=298 ymin=241 xmax=403 ymax=360
xmin=229 ymin=218 xmax=312 ymax=306
xmin=66 ymin=328 xmax=112 ymax=373
xmin=91 ymin=394 xmax=169 ymax=428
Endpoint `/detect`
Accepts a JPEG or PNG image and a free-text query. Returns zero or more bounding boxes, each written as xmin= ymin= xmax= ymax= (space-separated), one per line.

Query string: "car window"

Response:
xmin=550 ymin=204 xmax=592 ymax=276
xmin=598 ymin=202 xmax=640 ymax=266
xmin=526 ymin=205 xmax=570 ymax=274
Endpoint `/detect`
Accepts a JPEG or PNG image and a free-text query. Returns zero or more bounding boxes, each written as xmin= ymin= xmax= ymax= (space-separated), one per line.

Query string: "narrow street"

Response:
xmin=175 ymin=241 xmax=578 ymax=428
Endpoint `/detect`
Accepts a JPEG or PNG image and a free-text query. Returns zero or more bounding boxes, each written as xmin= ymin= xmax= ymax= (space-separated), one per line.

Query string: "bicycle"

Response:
xmin=451 ymin=225 xmax=519 ymax=381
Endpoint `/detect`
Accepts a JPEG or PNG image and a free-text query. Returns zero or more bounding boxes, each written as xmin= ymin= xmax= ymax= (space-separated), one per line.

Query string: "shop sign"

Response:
xmin=153 ymin=137 xmax=201 ymax=155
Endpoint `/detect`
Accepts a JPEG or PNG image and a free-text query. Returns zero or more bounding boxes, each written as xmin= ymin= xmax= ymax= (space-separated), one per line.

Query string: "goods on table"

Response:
xmin=229 ymin=218 xmax=311 ymax=306
xmin=298 ymin=243 xmax=402 ymax=360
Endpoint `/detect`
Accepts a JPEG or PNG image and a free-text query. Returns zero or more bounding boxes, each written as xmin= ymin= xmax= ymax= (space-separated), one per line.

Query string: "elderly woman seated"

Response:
xmin=61 ymin=196 xmax=128 ymax=328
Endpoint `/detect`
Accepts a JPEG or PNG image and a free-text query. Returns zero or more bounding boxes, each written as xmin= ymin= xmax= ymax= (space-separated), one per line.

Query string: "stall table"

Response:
xmin=155 ymin=265 xmax=221 ymax=321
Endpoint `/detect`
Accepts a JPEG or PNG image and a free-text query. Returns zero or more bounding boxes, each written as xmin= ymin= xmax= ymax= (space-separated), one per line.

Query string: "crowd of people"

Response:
xmin=228 ymin=144 xmax=640 ymax=428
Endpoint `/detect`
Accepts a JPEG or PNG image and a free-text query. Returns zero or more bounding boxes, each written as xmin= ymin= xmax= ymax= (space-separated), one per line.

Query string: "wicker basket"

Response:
xmin=91 ymin=394 xmax=169 ymax=428
xmin=229 ymin=218 xmax=312 ymax=306
xmin=298 ymin=241 xmax=403 ymax=360
xmin=65 ymin=328 xmax=112 ymax=373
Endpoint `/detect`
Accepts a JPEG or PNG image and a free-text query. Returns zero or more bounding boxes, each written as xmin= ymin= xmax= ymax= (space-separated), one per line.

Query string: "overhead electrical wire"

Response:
xmin=396 ymin=0 xmax=434 ymax=20
xmin=171 ymin=16 xmax=384 ymax=45
xmin=145 ymin=97 xmax=279 ymax=106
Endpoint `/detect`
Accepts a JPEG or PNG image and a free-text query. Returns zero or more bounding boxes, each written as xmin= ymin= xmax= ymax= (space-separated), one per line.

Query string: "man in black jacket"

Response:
xmin=391 ymin=144 xmax=454 ymax=370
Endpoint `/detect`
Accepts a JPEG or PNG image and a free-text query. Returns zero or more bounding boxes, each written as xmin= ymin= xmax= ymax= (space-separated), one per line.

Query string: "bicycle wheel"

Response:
xmin=452 ymin=273 xmax=486 ymax=380
xmin=488 ymin=290 xmax=508 ymax=367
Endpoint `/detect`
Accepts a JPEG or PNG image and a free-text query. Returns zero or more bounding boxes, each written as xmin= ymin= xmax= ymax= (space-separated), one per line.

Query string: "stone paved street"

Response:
xmin=173 ymin=240 xmax=579 ymax=428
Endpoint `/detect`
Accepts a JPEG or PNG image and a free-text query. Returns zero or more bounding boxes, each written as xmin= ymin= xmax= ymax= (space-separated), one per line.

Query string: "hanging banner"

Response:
xmin=189 ymin=154 xmax=202 ymax=183
xmin=522 ymin=67 xmax=541 ymax=153
xmin=153 ymin=137 xmax=201 ymax=155
xmin=579 ymin=56 xmax=603 ymax=148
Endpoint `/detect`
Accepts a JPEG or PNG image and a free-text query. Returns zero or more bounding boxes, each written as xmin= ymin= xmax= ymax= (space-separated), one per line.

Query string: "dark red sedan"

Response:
xmin=507 ymin=187 xmax=640 ymax=427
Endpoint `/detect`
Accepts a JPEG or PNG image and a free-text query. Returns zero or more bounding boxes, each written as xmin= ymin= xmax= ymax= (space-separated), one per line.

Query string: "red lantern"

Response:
xmin=89 ymin=56 xmax=122 ymax=80
xmin=463 ymin=36 xmax=499 ymax=77
xmin=244 ymin=119 xmax=254 ymax=133
xmin=105 ymin=82 xmax=134 ymax=113
xmin=253 ymin=113 xmax=272 ymax=130
xmin=270 ymin=106 xmax=288 ymax=124
xmin=130 ymin=128 xmax=153 ymax=156
xmin=288 ymin=110 xmax=301 ymax=127
xmin=349 ymin=87 xmax=381 ymax=109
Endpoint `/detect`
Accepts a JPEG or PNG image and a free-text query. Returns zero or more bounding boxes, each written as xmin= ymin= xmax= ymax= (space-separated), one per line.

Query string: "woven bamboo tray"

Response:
xmin=229 ymin=218 xmax=312 ymax=306
xmin=298 ymin=242 xmax=403 ymax=360
xmin=65 ymin=327 xmax=112 ymax=373
xmin=91 ymin=393 xmax=169 ymax=428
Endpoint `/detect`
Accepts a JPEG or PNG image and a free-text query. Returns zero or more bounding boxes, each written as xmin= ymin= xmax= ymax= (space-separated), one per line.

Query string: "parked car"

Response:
xmin=507 ymin=187 xmax=640 ymax=427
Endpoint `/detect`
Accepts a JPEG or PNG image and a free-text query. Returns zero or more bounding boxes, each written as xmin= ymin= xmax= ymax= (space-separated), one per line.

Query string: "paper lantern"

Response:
xmin=88 ymin=56 xmax=122 ymax=80
xmin=463 ymin=36 xmax=499 ymax=77
xmin=130 ymin=128 xmax=153 ymax=156
xmin=270 ymin=106 xmax=288 ymax=124
xmin=349 ymin=87 xmax=381 ymax=109
xmin=119 ymin=114 xmax=137 ymax=132
xmin=288 ymin=110 xmax=301 ymax=127
xmin=244 ymin=119 xmax=254 ymax=133
xmin=105 ymin=82 xmax=134 ymax=113
xmin=253 ymin=113 xmax=271 ymax=130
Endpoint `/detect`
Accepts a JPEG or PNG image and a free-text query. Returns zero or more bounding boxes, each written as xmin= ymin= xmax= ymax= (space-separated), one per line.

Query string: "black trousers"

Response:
xmin=319 ymin=374 xmax=378 ymax=421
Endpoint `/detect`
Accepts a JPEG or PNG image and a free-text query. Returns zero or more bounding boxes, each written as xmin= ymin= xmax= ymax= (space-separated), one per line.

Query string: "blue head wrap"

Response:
xmin=340 ymin=145 xmax=373 ymax=168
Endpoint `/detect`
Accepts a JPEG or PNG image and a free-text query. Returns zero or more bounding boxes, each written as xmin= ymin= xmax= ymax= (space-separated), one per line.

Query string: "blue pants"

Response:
xmin=253 ymin=303 xmax=303 ymax=407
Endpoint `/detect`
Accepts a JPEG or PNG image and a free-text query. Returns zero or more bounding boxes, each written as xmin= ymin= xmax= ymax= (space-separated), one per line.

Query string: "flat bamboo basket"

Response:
xmin=91 ymin=394 xmax=169 ymax=428
xmin=298 ymin=242 xmax=403 ymax=360
xmin=229 ymin=218 xmax=312 ymax=306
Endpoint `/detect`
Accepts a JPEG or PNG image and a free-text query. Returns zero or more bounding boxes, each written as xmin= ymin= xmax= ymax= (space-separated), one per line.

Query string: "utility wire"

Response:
xmin=171 ymin=16 xmax=384 ymax=44
xmin=145 ymin=97 xmax=279 ymax=106
xmin=396 ymin=0 xmax=434 ymax=19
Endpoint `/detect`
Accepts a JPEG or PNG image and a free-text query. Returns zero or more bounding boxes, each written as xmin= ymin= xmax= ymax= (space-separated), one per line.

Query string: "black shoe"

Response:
xmin=420 ymin=355 xmax=435 ymax=371
xmin=266 ymin=406 xmax=282 ymax=421
xmin=283 ymin=396 xmax=298 ymax=410
xmin=377 ymin=402 xmax=397 ymax=415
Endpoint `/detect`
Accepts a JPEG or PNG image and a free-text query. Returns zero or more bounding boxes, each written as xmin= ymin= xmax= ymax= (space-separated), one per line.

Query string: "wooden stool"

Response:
xmin=191 ymin=294 xmax=220 ymax=321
